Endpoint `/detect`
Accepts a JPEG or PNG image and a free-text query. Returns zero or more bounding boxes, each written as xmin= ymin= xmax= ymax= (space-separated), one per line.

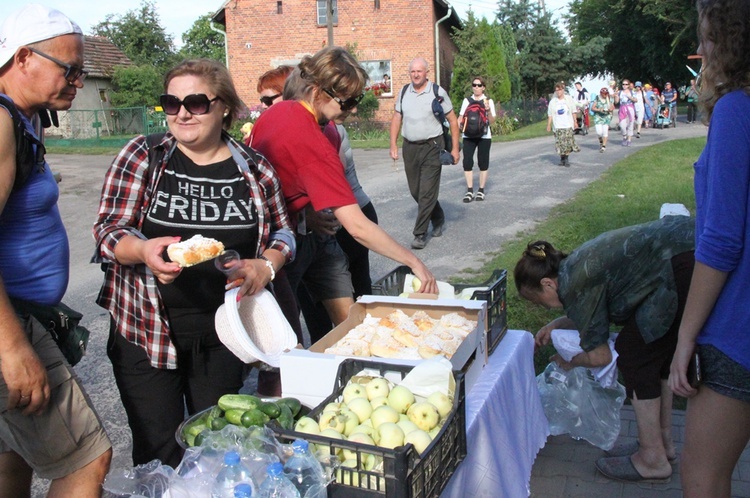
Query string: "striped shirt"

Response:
xmin=92 ymin=132 xmax=294 ymax=369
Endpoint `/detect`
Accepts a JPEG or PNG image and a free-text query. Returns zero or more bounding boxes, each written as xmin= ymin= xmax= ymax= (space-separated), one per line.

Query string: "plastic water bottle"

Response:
xmin=257 ymin=462 xmax=300 ymax=498
xmin=212 ymin=450 xmax=255 ymax=498
xmin=282 ymin=440 xmax=322 ymax=498
xmin=234 ymin=483 xmax=254 ymax=498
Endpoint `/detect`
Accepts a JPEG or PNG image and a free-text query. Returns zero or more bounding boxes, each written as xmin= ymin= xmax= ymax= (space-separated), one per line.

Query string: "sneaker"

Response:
xmin=563 ymin=156 xmax=570 ymax=167
xmin=411 ymin=235 xmax=427 ymax=250
xmin=600 ymin=146 xmax=604 ymax=153
xmin=432 ymin=221 xmax=444 ymax=237
xmin=636 ymin=132 xmax=641 ymax=138
xmin=475 ymin=191 xmax=485 ymax=201
xmin=627 ymin=140 xmax=632 ymax=147
xmin=463 ymin=191 xmax=474 ymax=203
xmin=622 ymin=139 xmax=628 ymax=146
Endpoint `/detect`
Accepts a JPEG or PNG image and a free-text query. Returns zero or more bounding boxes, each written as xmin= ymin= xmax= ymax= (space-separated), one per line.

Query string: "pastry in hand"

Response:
xmin=167 ymin=235 xmax=225 ymax=267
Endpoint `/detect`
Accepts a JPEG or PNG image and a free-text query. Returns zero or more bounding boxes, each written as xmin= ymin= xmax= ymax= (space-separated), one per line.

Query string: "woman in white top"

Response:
xmin=633 ymin=81 xmax=646 ymax=138
xmin=546 ymin=82 xmax=580 ymax=167
xmin=457 ymin=77 xmax=496 ymax=202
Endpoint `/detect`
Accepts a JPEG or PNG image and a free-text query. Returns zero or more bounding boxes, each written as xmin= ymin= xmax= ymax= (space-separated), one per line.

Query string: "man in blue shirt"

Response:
xmin=661 ymin=82 xmax=678 ymax=123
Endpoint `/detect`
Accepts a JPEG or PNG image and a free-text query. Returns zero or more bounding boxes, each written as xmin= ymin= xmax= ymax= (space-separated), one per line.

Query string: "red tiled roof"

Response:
xmin=83 ymin=36 xmax=133 ymax=79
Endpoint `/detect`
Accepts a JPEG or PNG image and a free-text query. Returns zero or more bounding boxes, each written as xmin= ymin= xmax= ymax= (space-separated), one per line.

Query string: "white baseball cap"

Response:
xmin=0 ymin=4 xmax=82 ymax=69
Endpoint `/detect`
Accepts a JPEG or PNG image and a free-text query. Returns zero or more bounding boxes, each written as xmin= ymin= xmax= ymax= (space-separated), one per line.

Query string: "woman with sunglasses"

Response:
xmin=669 ymin=1 xmax=750 ymax=495
xmin=251 ymin=46 xmax=437 ymax=339
xmin=257 ymin=65 xmax=294 ymax=109
xmin=457 ymin=77 xmax=496 ymax=202
xmin=615 ymin=80 xmax=637 ymax=146
xmin=93 ymin=59 xmax=295 ymax=467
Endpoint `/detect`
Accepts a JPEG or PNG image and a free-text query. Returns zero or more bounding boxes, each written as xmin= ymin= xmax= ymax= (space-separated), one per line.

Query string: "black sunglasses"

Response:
xmin=159 ymin=94 xmax=221 ymax=115
xmin=28 ymin=47 xmax=88 ymax=83
xmin=472 ymin=83 xmax=484 ymax=87
xmin=323 ymin=88 xmax=364 ymax=112
xmin=260 ymin=94 xmax=281 ymax=106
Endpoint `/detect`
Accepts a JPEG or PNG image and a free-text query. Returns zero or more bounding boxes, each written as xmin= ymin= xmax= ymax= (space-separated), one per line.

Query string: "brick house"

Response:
xmin=212 ymin=0 xmax=461 ymax=123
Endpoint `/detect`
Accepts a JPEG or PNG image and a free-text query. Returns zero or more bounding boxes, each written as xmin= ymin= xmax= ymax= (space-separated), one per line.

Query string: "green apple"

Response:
xmin=426 ymin=392 xmax=453 ymax=419
xmin=369 ymin=396 xmax=389 ymax=409
xmin=365 ymin=377 xmax=390 ymax=400
xmin=318 ymin=428 xmax=345 ymax=458
xmin=387 ymin=385 xmax=415 ymax=414
xmin=294 ymin=416 xmax=321 ymax=435
xmin=411 ymin=276 xmax=422 ymax=292
xmin=336 ymin=459 xmax=361 ymax=487
xmin=351 ymin=423 xmax=380 ymax=444
xmin=370 ymin=405 xmax=400 ymax=429
xmin=346 ymin=397 xmax=373 ymax=424
xmin=407 ymin=402 xmax=440 ymax=431
xmin=342 ymin=383 xmax=368 ymax=405
xmin=377 ymin=422 xmax=405 ymax=449
xmin=342 ymin=432 xmax=375 ymax=461
xmin=319 ymin=410 xmax=348 ymax=434
xmin=339 ymin=407 xmax=360 ymax=436
xmin=396 ymin=419 xmax=420 ymax=436
xmin=428 ymin=424 xmax=442 ymax=439
xmin=404 ymin=429 xmax=433 ymax=454
xmin=323 ymin=402 xmax=341 ymax=413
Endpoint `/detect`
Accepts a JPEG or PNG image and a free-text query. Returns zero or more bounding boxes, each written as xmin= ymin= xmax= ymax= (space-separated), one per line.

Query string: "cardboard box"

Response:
xmin=281 ymin=296 xmax=486 ymax=407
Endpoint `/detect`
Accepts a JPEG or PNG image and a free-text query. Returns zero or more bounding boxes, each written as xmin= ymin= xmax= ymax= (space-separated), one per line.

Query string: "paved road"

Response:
xmin=33 ymin=121 xmax=707 ymax=493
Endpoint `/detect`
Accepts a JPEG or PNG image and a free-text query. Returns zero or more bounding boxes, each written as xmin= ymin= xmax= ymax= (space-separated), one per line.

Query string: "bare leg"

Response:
xmin=463 ymin=171 xmax=473 ymax=190
xmin=0 ymin=451 xmax=32 ymax=498
xmin=629 ymin=394 xmax=672 ymax=479
xmin=478 ymin=170 xmax=488 ymax=190
xmin=682 ymin=386 xmax=750 ymax=498
xmin=659 ymin=380 xmax=676 ymax=460
xmin=322 ymin=296 xmax=355 ymax=326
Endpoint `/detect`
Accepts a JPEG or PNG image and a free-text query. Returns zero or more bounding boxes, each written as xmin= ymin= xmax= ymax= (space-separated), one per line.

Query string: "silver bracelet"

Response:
xmin=259 ymin=255 xmax=275 ymax=281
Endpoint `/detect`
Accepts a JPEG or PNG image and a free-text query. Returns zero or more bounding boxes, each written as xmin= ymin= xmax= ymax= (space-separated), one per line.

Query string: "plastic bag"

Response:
xmin=536 ymin=362 xmax=626 ymax=450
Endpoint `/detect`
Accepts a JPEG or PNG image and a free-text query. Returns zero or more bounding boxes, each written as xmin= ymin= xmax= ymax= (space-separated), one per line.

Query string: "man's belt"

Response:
xmin=404 ymin=137 xmax=439 ymax=145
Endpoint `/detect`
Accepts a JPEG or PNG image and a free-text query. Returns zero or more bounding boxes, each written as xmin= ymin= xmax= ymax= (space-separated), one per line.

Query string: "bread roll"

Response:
xmin=167 ymin=235 xmax=225 ymax=267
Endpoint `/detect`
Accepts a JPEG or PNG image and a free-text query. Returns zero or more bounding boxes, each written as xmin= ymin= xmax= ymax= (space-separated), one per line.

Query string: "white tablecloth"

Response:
xmin=441 ymin=329 xmax=549 ymax=497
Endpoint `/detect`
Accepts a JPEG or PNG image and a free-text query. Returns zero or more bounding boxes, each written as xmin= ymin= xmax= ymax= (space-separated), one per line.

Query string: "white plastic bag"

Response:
xmin=536 ymin=362 xmax=626 ymax=450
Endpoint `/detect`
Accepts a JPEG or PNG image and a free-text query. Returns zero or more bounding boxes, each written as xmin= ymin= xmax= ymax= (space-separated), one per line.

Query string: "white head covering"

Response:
xmin=0 ymin=4 xmax=82 ymax=69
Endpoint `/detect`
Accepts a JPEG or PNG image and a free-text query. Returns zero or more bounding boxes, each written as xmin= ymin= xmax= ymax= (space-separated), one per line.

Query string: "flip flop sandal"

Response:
xmin=605 ymin=440 xmax=677 ymax=463
xmin=595 ymin=456 xmax=672 ymax=484
xmin=463 ymin=191 xmax=474 ymax=203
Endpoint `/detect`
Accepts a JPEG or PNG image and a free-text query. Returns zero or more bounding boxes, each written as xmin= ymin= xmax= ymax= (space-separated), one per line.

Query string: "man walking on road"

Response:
xmin=390 ymin=57 xmax=459 ymax=250
xmin=0 ymin=4 xmax=111 ymax=495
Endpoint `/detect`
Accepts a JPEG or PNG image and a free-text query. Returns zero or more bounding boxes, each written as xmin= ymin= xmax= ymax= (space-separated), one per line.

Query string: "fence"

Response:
xmin=45 ymin=107 xmax=168 ymax=148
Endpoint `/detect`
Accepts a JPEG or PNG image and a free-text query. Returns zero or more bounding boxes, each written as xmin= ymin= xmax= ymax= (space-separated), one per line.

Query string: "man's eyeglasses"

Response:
xmin=260 ymin=94 xmax=281 ymax=107
xmin=28 ymin=47 xmax=88 ymax=83
xmin=159 ymin=94 xmax=221 ymax=115
xmin=472 ymin=83 xmax=484 ymax=87
xmin=323 ymin=88 xmax=364 ymax=112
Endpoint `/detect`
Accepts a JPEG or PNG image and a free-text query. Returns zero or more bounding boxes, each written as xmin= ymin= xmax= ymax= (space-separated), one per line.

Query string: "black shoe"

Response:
xmin=411 ymin=235 xmax=427 ymax=249
xmin=432 ymin=221 xmax=444 ymax=237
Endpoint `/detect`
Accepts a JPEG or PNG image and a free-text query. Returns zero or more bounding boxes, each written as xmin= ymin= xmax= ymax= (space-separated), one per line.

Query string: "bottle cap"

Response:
xmin=224 ymin=451 xmax=240 ymax=465
xmin=233 ymin=483 xmax=253 ymax=497
xmin=268 ymin=462 xmax=284 ymax=476
xmin=292 ymin=439 xmax=309 ymax=453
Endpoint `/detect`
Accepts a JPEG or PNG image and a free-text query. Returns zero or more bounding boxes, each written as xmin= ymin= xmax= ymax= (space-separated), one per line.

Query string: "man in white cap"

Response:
xmin=0 ymin=4 xmax=111 ymax=495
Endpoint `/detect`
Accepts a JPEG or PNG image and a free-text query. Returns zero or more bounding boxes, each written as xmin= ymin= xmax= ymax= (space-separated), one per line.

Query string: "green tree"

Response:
xmin=109 ymin=65 xmax=163 ymax=108
xmin=567 ymin=0 xmax=698 ymax=86
xmin=180 ymin=14 xmax=226 ymax=62
xmin=450 ymin=12 xmax=511 ymax=108
xmin=517 ymin=12 xmax=571 ymax=97
xmin=93 ymin=0 xmax=177 ymax=70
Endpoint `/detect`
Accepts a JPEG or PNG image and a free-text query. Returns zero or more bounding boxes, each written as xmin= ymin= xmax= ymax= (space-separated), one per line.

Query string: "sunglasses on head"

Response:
xmin=472 ymin=83 xmax=484 ymax=87
xmin=159 ymin=94 xmax=221 ymax=115
xmin=323 ymin=88 xmax=364 ymax=112
xmin=259 ymin=94 xmax=281 ymax=106
xmin=28 ymin=47 xmax=88 ymax=83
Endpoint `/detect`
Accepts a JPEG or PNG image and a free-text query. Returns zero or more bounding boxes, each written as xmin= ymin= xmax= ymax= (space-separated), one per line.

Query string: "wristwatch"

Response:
xmin=258 ymin=255 xmax=275 ymax=281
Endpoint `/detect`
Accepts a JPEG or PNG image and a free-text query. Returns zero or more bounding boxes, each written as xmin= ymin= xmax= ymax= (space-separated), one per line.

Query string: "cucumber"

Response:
xmin=225 ymin=409 xmax=246 ymax=426
xmin=218 ymin=394 xmax=262 ymax=412
xmin=259 ymin=401 xmax=281 ymax=419
xmin=278 ymin=397 xmax=302 ymax=418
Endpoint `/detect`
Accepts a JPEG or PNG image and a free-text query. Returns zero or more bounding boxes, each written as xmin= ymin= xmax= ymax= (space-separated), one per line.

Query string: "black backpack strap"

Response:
xmin=398 ymin=84 xmax=410 ymax=112
xmin=144 ymin=132 xmax=166 ymax=186
xmin=0 ymin=95 xmax=46 ymax=192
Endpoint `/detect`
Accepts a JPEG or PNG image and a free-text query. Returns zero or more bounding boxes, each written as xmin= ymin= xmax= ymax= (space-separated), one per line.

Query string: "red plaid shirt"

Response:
xmin=92 ymin=132 xmax=294 ymax=369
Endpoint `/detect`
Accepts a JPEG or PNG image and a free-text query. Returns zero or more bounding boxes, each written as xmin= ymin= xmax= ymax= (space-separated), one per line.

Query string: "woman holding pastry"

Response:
xmin=93 ymin=59 xmax=295 ymax=467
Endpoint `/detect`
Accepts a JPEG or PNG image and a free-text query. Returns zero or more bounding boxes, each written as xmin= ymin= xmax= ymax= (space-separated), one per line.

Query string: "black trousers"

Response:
xmin=402 ymin=138 xmax=445 ymax=237
xmin=462 ymin=137 xmax=492 ymax=172
xmin=686 ymin=101 xmax=698 ymax=122
xmin=107 ymin=315 xmax=244 ymax=467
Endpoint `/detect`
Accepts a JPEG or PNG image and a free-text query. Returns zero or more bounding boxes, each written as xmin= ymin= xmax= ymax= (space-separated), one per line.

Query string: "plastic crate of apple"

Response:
xmin=180 ymin=395 xmax=307 ymax=447
xmin=293 ymin=374 xmax=454 ymax=466
xmin=324 ymin=309 xmax=477 ymax=360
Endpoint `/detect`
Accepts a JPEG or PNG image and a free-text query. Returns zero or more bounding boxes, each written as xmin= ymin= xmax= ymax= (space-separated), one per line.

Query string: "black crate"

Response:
xmin=371 ymin=266 xmax=508 ymax=354
xmin=273 ymin=359 xmax=467 ymax=498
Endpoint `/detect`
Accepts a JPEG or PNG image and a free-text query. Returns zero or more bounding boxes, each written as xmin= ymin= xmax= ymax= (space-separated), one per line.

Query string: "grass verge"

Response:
xmin=450 ymin=137 xmax=705 ymax=374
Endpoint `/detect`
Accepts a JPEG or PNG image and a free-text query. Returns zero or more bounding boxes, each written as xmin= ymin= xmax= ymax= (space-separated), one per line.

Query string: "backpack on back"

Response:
xmin=461 ymin=98 xmax=489 ymax=138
